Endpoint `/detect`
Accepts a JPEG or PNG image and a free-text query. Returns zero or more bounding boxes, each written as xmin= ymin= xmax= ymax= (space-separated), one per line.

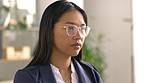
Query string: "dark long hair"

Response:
xmin=27 ymin=0 xmax=88 ymax=67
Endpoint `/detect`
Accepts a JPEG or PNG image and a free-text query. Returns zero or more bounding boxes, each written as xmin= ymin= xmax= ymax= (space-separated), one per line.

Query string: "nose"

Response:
xmin=73 ymin=30 xmax=84 ymax=40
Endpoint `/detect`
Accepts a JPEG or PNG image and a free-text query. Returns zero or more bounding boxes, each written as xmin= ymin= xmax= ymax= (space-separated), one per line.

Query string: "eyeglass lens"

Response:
xmin=65 ymin=25 xmax=90 ymax=37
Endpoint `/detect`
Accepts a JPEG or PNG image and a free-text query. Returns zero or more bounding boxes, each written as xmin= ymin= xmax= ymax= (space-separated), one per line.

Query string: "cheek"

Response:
xmin=55 ymin=35 xmax=68 ymax=45
xmin=54 ymin=30 xmax=69 ymax=48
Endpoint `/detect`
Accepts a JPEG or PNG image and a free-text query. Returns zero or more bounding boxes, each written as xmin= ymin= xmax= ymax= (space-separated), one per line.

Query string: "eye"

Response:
xmin=81 ymin=26 xmax=86 ymax=31
xmin=67 ymin=26 xmax=75 ymax=30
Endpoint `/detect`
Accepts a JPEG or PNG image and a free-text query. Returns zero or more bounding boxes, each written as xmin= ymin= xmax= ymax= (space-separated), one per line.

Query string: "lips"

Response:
xmin=71 ymin=43 xmax=81 ymax=49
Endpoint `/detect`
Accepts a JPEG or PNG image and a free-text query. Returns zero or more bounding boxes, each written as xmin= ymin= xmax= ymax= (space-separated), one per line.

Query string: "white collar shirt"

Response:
xmin=50 ymin=62 xmax=78 ymax=83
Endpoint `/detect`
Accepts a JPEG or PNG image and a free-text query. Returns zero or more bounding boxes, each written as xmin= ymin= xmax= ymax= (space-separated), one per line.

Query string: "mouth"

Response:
xmin=71 ymin=43 xmax=81 ymax=49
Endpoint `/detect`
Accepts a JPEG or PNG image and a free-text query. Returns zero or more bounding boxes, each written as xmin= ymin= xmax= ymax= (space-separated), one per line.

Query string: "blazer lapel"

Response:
xmin=72 ymin=58 xmax=91 ymax=83
xmin=39 ymin=64 xmax=57 ymax=83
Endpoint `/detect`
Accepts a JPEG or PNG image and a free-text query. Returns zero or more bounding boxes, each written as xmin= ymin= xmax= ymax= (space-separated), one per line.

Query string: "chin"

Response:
xmin=69 ymin=48 xmax=81 ymax=56
xmin=71 ymin=51 xmax=80 ymax=56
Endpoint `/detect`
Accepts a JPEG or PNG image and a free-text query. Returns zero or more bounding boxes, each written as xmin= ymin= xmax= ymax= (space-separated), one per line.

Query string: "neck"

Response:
xmin=50 ymin=54 xmax=72 ymax=82
xmin=50 ymin=54 xmax=71 ymax=70
xmin=50 ymin=51 xmax=71 ymax=83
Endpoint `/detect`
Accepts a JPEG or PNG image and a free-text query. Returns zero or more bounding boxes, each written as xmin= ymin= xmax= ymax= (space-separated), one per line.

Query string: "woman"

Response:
xmin=14 ymin=0 xmax=103 ymax=83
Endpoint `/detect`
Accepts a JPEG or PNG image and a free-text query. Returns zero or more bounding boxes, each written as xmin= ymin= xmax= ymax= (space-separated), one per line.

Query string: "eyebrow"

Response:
xmin=65 ymin=22 xmax=86 ymax=26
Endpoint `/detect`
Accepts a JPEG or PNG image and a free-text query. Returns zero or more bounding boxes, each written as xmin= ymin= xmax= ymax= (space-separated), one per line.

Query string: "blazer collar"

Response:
xmin=72 ymin=58 xmax=91 ymax=83
xmin=38 ymin=58 xmax=91 ymax=83
xmin=39 ymin=63 xmax=57 ymax=83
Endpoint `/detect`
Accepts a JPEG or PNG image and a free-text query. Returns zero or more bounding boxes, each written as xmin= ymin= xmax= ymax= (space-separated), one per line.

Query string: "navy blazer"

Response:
xmin=14 ymin=58 xmax=103 ymax=83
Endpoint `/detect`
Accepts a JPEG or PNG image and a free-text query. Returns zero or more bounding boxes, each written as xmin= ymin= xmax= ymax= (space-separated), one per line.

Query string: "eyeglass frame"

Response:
xmin=56 ymin=25 xmax=91 ymax=37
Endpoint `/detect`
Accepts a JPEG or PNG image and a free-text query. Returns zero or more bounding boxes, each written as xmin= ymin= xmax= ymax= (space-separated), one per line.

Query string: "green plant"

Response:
xmin=83 ymin=33 xmax=107 ymax=82
xmin=0 ymin=3 xmax=27 ymax=30
xmin=7 ymin=16 xmax=27 ymax=30
xmin=1 ymin=5 xmax=10 ymax=12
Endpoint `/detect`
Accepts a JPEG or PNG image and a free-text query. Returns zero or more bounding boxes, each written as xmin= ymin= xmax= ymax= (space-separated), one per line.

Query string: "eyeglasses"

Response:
xmin=63 ymin=25 xmax=91 ymax=37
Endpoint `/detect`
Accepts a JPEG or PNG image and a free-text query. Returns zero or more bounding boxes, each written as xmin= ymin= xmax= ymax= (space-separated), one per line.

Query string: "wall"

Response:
xmin=133 ymin=0 xmax=148 ymax=83
xmin=0 ymin=31 xmax=2 ymax=58
xmin=84 ymin=0 xmax=133 ymax=83
xmin=36 ymin=0 xmax=56 ymax=25
xmin=0 ymin=1 xmax=3 ymax=57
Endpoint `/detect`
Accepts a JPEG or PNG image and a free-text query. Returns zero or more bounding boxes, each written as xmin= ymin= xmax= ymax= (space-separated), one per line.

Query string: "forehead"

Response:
xmin=56 ymin=10 xmax=85 ymax=25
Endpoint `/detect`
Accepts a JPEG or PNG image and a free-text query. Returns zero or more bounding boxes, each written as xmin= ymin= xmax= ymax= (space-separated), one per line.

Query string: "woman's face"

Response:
xmin=53 ymin=10 xmax=86 ymax=57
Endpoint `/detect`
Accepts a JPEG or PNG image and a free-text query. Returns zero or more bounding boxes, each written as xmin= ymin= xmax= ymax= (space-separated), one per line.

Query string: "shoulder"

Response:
xmin=14 ymin=66 xmax=40 ymax=83
xmin=72 ymin=58 xmax=98 ymax=71
xmin=81 ymin=61 xmax=103 ymax=82
xmin=79 ymin=60 xmax=99 ymax=74
xmin=18 ymin=66 xmax=40 ymax=76
xmin=73 ymin=58 xmax=103 ymax=83
xmin=74 ymin=58 xmax=98 ymax=72
xmin=80 ymin=60 xmax=95 ymax=69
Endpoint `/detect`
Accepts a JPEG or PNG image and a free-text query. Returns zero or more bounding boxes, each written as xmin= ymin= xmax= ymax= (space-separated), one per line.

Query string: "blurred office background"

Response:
xmin=0 ymin=0 xmax=147 ymax=83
